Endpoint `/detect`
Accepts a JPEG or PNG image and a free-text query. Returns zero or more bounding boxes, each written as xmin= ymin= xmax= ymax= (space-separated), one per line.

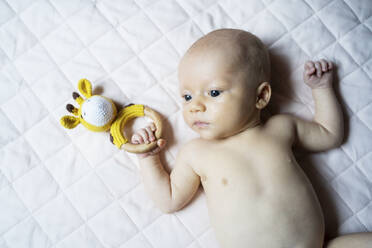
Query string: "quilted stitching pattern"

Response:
xmin=0 ymin=0 xmax=371 ymax=247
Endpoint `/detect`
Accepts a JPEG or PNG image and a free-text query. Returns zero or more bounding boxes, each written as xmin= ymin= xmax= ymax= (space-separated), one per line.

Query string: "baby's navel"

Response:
xmin=221 ymin=178 xmax=228 ymax=186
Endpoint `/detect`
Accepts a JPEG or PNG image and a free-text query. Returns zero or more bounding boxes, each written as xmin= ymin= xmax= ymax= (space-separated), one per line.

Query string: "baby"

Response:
xmin=131 ymin=29 xmax=372 ymax=247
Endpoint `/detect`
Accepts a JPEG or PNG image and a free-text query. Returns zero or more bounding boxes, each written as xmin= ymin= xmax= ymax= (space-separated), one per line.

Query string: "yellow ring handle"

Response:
xmin=110 ymin=104 xmax=163 ymax=154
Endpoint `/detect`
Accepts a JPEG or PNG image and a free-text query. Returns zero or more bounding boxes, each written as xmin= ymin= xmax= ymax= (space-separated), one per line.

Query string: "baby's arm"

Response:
xmin=132 ymin=124 xmax=200 ymax=213
xmin=279 ymin=60 xmax=344 ymax=152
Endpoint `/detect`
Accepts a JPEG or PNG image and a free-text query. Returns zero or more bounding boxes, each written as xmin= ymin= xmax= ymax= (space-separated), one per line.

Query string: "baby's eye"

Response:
xmin=210 ymin=90 xmax=221 ymax=97
xmin=184 ymin=95 xmax=192 ymax=101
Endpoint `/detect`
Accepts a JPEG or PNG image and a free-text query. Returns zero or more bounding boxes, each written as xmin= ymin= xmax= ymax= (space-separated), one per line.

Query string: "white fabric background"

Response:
xmin=0 ymin=0 xmax=372 ymax=247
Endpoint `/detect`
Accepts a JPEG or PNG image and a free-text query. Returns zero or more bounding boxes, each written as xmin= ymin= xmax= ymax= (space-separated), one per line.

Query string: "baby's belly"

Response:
xmin=202 ymin=159 xmax=324 ymax=248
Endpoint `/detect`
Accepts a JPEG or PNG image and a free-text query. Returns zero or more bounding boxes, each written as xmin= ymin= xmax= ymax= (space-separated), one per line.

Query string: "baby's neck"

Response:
xmin=236 ymin=112 xmax=262 ymax=134
xmin=236 ymin=119 xmax=262 ymax=138
xmin=207 ymin=117 xmax=262 ymax=142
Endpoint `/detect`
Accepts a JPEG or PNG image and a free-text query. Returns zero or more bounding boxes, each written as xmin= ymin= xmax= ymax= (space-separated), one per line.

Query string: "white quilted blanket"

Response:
xmin=1 ymin=0 xmax=372 ymax=247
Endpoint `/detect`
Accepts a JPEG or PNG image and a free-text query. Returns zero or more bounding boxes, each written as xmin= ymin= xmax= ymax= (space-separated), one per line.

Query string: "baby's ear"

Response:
xmin=255 ymin=82 xmax=271 ymax=109
xmin=60 ymin=115 xmax=80 ymax=129
xmin=78 ymin=78 xmax=92 ymax=98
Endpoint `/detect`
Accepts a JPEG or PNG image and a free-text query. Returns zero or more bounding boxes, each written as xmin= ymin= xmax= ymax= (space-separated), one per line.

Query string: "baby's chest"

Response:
xmin=194 ymin=143 xmax=298 ymax=193
xmin=196 ymin=148 xmax=316 ymax=224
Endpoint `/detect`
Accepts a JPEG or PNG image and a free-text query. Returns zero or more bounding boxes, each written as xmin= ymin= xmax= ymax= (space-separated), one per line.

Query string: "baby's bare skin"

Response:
xmin=131 ymin=29 xmax=372 ymax=247
xmin=180 ymin=124 xmax=325 ymax=248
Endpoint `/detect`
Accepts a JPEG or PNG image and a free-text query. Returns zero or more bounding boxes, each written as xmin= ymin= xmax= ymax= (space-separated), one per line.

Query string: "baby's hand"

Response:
xmin=131 ymin=123 xmax=166 ymax=159
xmin=303 ymin=60 xmax=333 ymax=89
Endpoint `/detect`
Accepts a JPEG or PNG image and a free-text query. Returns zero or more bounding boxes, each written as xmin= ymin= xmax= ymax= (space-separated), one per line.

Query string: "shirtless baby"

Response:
xmin=131 ymin=29 xmax=372 ymax=248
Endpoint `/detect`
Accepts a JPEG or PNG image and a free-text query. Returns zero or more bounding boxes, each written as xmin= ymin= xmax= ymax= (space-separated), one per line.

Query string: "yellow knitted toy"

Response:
xmin=60 ymin=79 xmax=163 ymax=153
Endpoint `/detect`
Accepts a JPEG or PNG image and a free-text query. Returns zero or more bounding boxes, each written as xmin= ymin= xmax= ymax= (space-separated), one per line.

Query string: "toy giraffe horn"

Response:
xmin=72 ymin=92 xmax=84 ymax=105
xmin=66 ymin=104 xmax=79 ymax=116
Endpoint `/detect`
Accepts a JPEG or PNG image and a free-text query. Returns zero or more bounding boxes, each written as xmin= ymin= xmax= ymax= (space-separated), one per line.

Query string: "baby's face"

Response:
xmin=178 ymin=48 xmax=259 ymax=140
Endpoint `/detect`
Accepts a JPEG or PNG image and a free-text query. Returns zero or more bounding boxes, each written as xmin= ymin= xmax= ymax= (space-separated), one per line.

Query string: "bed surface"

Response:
xmin=1 ymin=0 xmax=372 ymax=247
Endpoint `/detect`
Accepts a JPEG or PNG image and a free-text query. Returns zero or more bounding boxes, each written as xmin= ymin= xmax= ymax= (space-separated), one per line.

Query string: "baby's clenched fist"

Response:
xmin=303 ymin=60 xmax=333 ymax=89
xmin=131 ymin=123 xmax=166 ymax=158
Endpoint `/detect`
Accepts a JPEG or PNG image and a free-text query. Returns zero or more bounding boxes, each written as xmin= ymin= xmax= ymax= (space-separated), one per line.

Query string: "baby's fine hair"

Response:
xmin=190 ymin=28 xmax=271 ymax=87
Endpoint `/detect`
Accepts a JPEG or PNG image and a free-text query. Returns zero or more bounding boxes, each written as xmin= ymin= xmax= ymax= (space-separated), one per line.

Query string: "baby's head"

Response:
xmin=178 ymin=29 xmax=271 ymax=140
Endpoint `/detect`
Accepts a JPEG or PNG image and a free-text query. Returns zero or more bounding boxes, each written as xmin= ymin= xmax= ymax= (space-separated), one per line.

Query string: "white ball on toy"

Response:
xmin=81 ymin=95 xmax=114 ymax=127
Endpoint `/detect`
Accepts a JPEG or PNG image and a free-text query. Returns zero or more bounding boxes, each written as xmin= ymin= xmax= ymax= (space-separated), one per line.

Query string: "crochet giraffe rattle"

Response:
xmin=60 ymin=79 xmax=163 ymax=154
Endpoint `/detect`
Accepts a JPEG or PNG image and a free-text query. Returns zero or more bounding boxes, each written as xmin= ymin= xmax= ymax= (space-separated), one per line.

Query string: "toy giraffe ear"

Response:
xmin=60 ymin=115 xmax=80 ymax=129
xmin=78 ymin=79 xmax=92 ymax=98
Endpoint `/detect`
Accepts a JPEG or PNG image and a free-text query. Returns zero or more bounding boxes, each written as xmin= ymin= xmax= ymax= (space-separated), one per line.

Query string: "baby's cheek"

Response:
xmin=209 ymin=118 xmax=233 ymax=139
xmin=182 ymin=112 xmax=194 ymax=129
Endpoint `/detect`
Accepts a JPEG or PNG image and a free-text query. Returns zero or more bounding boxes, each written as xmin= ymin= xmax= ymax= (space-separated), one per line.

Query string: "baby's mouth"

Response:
xmin=193 ymin=121 xmax=209 ymax=128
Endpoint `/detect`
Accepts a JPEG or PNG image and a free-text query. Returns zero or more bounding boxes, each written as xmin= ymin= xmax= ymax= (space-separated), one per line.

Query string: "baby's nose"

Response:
xmin=190 ymin=101 xmax=206 ymax=113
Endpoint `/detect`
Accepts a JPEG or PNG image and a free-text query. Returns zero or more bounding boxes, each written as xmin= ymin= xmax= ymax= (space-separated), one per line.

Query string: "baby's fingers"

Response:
xmin=320 ymin=59 xmax=328 ymax=72
xmin=147 ymin=139 xmax=167 ymax=156
xmin=304 ymin=61 xmax=315 ymax=75
xmin=314 ymin=61 xmax=322 ymax=77
xmin=320 ymin=59 xmax=333 ymax=72
xmin=149 ymin=122 xmax=156 ymax=132
xmin=131 ymin=133 xmax=144 ymax=144
xmin=145 ymin=126 xmax=155 ymax=142
xmin=131 ymin=128 xmax=149 ymax=144
xmin=131 ymin=123 xmax=157 ymax=145
xmin=327 ymin=61 xmax=333 ymax=70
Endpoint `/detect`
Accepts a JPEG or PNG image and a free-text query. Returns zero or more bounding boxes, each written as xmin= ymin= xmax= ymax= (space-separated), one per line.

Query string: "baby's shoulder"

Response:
xmin=181 ymin=138 xmax=208 ymax=154
xmin=264 ymin=114 xmax=295 ymax=144
xmin=177 ymin=138 xmax=210 ymax=162
xmin=176 ymin=139 xmax=207 ymax=172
